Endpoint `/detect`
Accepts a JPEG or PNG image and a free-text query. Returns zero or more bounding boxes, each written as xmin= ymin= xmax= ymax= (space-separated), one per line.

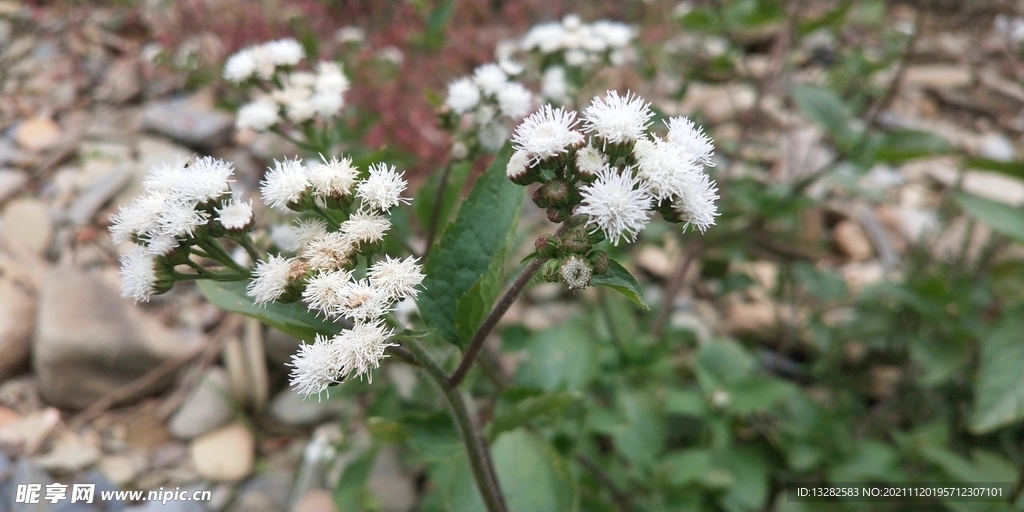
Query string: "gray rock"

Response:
xmin=229 ymin=471 xmax=292 ymax=512
xmin=0 ymin=199 xmax=54 ymax=257
xmin=188 ymin=423 xmax=254 ymax=482
xmin=80 ymin=470 xmax=125 ymax=512
xmin=0 ymin=169 xmax=29 ymax=205
xmin=33 ymin=267 xmax=193 ymax=409
xmin=224 ymin=490 xmax=274 ymax=512
xmin=66 ymin=168 xmax=132 ymax=226
xmin=141 ymin=97 xmax=232 ymax=149
xmin=122 ymin=499 xmax=206 ymax=512
xmin=93 ymin=59 xmax=140 ymax=105
xmin=367 ymin=448 xmax=416 ymax=512
xmin=979 ymin=133 xmax=1017 ymax=162
xmin=269 ymin=390 xmax=346 ymax=427
xmin=168 ymin=368 xmax=234 ymax=440
xmin=0 ymin=267 xmax=36 ymax=380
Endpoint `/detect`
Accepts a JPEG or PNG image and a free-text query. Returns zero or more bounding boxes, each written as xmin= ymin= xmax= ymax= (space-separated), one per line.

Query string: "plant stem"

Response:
xmin=310 ymin=203 xmax=342 ymax=230
xmin=651 ymin=242 xmax=701 ymax=339
xmin=237 ymin=234 xmax=262 ymax=263
xmin=173 ymin=271 xmax=246 ymax=282
xmin=184 ymin=258 xmax=213 ymax=276
xmin=196 ymin=239 xmax=250 ymax=274
xmin=404 ymin=341 xmax=508 ymax=512
xmin=448 ymin=257 xmax=546 ymax=387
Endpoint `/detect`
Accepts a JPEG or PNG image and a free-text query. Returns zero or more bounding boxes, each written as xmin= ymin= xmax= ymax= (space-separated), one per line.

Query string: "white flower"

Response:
xmin=575 ymin=144 xmax=607 ymax=177
xmin=145 ymin=233 xmax=179 ymax=256
xmin=119 ymin=246 xmax=158 ymax=303
xmin=565 ymin=49 xmax=589 ymax=66
xmin=577 ymin=166 xmax=653 ymax=245
xmin=302 ymin=232 xmax=354 ymax=271
xmin=262 ymin=158 xmax=310 ymax=210
xmin=302 ymin=269 xmax=353 ymax=317
xmin=357 ymin=164 xmax=409 ymax=212
xmin=666 ymin=116 xmax=716 ymax=167
xmin=506 ymin=149 xmax=532 ymax=181
xmin=497 ymin=82 xmax=533 ymax=119
xmin=335 ymin=26 xmax=366 ymax=44
xmin=216 ymin=197 xmax=253 ymax=230
xmin=236 ymin=98 xmax=279 ymax=132
xmin=336 ymin=279 xmax=393 ymax=321
xmin=478 ymin=122 xmax=509 ymax=153
xmin=560 ymin=254 xmax=592 ymax=289
xmin=110 ymin=193 xmax=166 ymax=244
xmin=309 ymin=91 xmax=344 ymax=119
xmin=582 ymin=90 xmax=653 ymax=147
xmin=541 ymin=66 xmax=569 ymax=103
xmin=333 ymin=320 xmax=396 ymax=383
xmin=157 ymin=199 xmax=209 ymax=238
xmin=315 ymin=61 xmax=349 ymax=95
xmin=498 ymin=57 xmax=524 ymax=76
xmin=288 ymin=334 xmax=343 ymax=399
xmin=672 ymin=171 xmax=719 ymax=234
xmin=512 ymin=105 xmax=584 ymax=164
xmin=633 ymin=137 xmax=702 ymax=201
xmin=180 ymin=157 xmax=234 ymax=203
xmin=341 ymin=211 xmax=391 ymax=247
xmin=473 ymin=63 xmax=507 ymax=96
xmin=247 ymin=255 xmax=294 ymax=305
xmin=446 ymin=77 xmax=481 ymax=115
xmin=266 ymin=38 xmax=304 ymax=67
xmin=368 ymin=256 xmax=424 ymax=301
xmin=307 ymin=155 xmax=358 ymax=199
xmin=141 ymin=160 xmax=188 ymax=195
xmin=291 ymin=218 xmax=329 ymax=251
xmin=592 ymin=21 xmax=635 ymax=48
xmin=223 ymin=49 xmax=256 ymax=83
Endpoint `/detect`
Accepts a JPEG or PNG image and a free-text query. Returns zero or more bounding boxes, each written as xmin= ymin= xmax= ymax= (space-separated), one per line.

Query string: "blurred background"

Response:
xmin=0 ymin=0 xmax=1023 ymax=511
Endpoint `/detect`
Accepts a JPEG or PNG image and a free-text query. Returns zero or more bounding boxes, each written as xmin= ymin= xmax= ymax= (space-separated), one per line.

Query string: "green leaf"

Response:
xmin=403 ymin=412 xmax=461 ymax=461
xmin=874 ymin=130 xmax=953 ymax=163
xmin=664 ymin=449 xmax=715 ymax=487
xmin=367 ymin=417 xmax=408 ymax=444
xmin=715 ymin=447 xmax=769 ymax=512
xmin=970 ymin=312 xmax=1024 ymax=433
xmin=487 ymin=392 xmax=582 ymax=441
xmin=728 ymin=375 xmax=798 ymax=415
xmin=493 ymin=430 xmax=577 ymax=512
xmin=791 ymin=85 xmax=857 ymax=147
xmin=418 ymin=147 xmax=524 ymax=349
xmin=445 ymin=430 xmax=577 ymax=512
xmin=591 ymin=259 xmax=649 ymax=310
xmin=665 ymin=387 xmax=709 ymax=417
xmin=455 ymin=252 xmax=506 ymax=343
xmin=963 ymin=157 xmax=1024 ymax=180
xmin=608 ymin=390 xmax=665 ymax=468
xmin=197 ymin=280 xmax=341 ymax=341
xmin=517 ymin=322 xmax=596 ymax=392
xmin=695 ymin=340 xmax=755 ymax=392
xmin=414 ymin=160 xmax=473 ymax=241
xmin=953 ymin=191 xmax=1024 ymax=245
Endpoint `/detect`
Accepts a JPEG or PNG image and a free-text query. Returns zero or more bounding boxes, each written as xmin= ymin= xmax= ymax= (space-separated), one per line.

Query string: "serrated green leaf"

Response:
xmin=197 ymin=280 xmax=342 ymax=341
xmin=418 ymin=147 xmax=524 ymax=349
xmin=970 ymin=312 xmax=1024 ymax=434
xmin=487 ymin=392 xmax=582 ymax=441
xmin=953 ymin=191 xmax=1024 ymax=245
xmin=591 ymin=259 xmax=649 ymax=310
xmin=455 ymin=250 xmax=507 ymax=343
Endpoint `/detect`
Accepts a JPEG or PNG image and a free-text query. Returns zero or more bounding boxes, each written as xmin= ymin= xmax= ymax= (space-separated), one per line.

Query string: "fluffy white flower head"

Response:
xmin=266 ymin=38 xmax=305 ymax=67
xmin=157 ymin=200 xmax=208 ymax=239
xmin=582 ymin=90 xmax=653 ymax=146
xmin=336 ymin=280 xmax=393 ymax=321
xmin=446 ymin=77 xmax=481 ymax=115
xmin=334 ymin=320 xmax=396 ymax=383
xmin=512 ymin=105 xmax=584 ymax=164
xmin=368 ymin=256 xmax=424 ymax=301
xmin=634 ymin=137 xmax=702 ymax=201
xmin=302 ymin=232 xmax=354 ymax=271
xmin=216 ymin=198 xmax=253 ymax=230
xmin=223 ymin=49 xmax=256 ymax=83
xmin=575 ymin=144 xmax=608 ymax=177
xmin=237 ymin=99 xmax=279 ymax=132
xmin=341 ymin=211 xmax=391 ymax=247
xmin=666 ymin=116 xmax=716 ymax=167
xmin=497 ymin=82 xmax=533 ymax=120
xmin=560 ymin=254 xmax=592 ymax=290
xmin=357 ymin=164 xmax=409 ymax=212
xmin=119 ymin=246 xmax=158 ymax=303
xmin=473 ymin=63 xmax=508 ymax=96
xmin=308 ymin=155 xmax=358 ymax=199
xmin=247 ymin=255 xmax=294 ymax=305
xmin=291 ymin=218 xmax=328 ymax=252
xmin=262 ymin=158 xmax=310 ymax=210
xmin=180 ymin=157 xmax=234 ymax=203
xmin=302 ymin=269 xmax=353 ymax=318
xmin=288 ymin=334 xmax=343 ymax=400
xmin=506 ymin=150 xmax=532 ymax=181
xmin=577 ymin=166 xmax=653 ymax=245
xmin=673 ymin=172 xmax=719 ymax=234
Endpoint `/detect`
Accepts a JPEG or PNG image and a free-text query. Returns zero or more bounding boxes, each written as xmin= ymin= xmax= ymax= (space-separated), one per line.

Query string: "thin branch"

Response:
xmin=448 ymin=257 xmax=546 ymax=387
xmin=574 ymin=454 xmax=636 ymax=512
xmin=404 ymin=341 xmax=508 ymax=512
xmin=651 ymin=242 xmax=702 ymax=339
xmin=864 ymin=8 xmax=923 ymax=127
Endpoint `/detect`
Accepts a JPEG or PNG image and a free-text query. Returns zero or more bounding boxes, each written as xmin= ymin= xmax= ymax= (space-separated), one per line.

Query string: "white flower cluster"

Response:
xmin=509 ymin=90 xmax=718 ymax=246
xmin=444 ymin=63 xmax=535 ymax=153
xmin=110 ymin=157 xmax=250 ymax=302
xmin=227 ymin=39 xmax=351 ymax=132
xmin=518 ymin=14 xmax=637 ymax=104
xmin=246 ymin=156 xmax=424 ymax=398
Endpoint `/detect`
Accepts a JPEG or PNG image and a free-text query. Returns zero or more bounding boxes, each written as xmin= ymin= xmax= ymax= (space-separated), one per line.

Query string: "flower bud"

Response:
xmin=542 ymin=259 xmax=562 ymax=283
xmin=559 ymin=226 xmax=591 ymax=254
xmin=538 ymin=178 xmax=571 ymax=206
xmin=535 ymin=234 xmax=560 ymax=259
xmin=589 ymin=251 xmax=610 ymax=275
xmin=546 ymin=207 xmax=570 ymax=224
